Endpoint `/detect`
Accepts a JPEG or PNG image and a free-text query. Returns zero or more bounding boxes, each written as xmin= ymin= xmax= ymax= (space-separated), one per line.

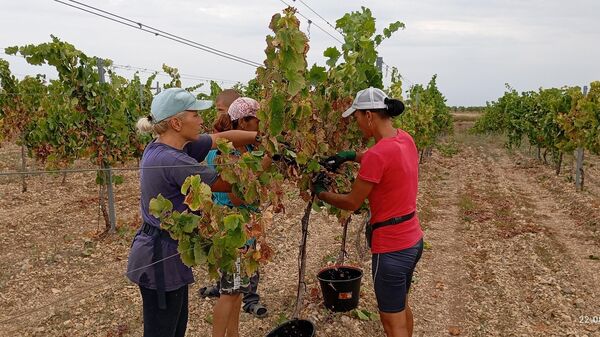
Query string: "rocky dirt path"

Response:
xmin=410 ymin=127 xmax=600 ymax=337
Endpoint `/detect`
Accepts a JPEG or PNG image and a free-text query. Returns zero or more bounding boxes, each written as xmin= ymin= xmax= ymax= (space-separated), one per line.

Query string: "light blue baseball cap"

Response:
xmin=150 ymin=88 xmax=213 ymax=122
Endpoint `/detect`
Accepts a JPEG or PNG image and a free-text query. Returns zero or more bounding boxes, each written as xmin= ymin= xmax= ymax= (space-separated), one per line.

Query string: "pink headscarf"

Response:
xmin=227 ymin=97 xmax=260 ymax=121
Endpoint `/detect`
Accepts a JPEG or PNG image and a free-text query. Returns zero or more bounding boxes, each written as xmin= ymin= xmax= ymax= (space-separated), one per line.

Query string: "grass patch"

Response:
xmin=116 ymin=223 xmax=137 ymax=240
xmin=458 ymin=194 xmax=475 ymax=212
xmin=451 ymin=112 xmax=482 ymax=122
xmin=418 ymin=187 xmax=440 ymax=229
xmin=436 ymin=140 xmax=460 ymax=157
xmin=458 ymin=194 xmax=476 ymax=223
xmin=321 ymin=252 xmax=337 ymax=265
xmin=275 ymin=312 xmax=289 ymax=325
xmin=493 ymin=205 xmax=513 ymax=222
xmin=455 ymin=129 xmax=506 ymax=149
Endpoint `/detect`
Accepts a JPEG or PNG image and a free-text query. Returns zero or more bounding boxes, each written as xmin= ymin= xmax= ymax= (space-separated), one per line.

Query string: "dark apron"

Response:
xmin=141 ymin=222 xmax=169 ymax=310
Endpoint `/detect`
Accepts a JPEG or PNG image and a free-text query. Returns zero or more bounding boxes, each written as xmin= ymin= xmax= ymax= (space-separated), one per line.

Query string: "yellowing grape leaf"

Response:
xmin=149 ymin=194 xmax=173 ymax=218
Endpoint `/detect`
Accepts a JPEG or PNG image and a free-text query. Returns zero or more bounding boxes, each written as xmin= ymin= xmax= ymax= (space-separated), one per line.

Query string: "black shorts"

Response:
xmin=372 ymin=238 xmax=423 ymax=313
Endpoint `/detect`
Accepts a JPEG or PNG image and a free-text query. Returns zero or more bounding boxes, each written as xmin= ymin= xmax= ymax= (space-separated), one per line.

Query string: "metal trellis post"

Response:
xmin=575 ymin=85 xmax=588 ymax=191
xmin=97 ymin=58 xmax=117 ymax=233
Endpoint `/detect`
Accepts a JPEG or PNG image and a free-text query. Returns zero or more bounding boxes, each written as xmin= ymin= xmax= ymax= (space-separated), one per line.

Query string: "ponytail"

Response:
xmin=384 ymin=97 xmax=405 ymax=117
xmin=362 ymin=98 xmax=405 ymax=119
xmin=136 ymin=111 xmax=183 ymax=135
xmin=136 ymin=116 xmax=154 ymax=133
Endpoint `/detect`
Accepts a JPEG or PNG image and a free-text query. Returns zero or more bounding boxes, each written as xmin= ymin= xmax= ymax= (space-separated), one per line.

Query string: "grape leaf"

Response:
xmin=149 ymin=194 xmax=173 ymax=218
xmin=269 ymin=93 xmax=286 ymax=136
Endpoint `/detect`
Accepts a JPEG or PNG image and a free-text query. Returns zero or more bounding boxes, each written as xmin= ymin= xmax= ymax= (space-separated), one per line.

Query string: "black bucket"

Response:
xmin=265 ymin=319 xmax=315 ymax=337
xmin=317 ymin=265 xmax=363 ymax=312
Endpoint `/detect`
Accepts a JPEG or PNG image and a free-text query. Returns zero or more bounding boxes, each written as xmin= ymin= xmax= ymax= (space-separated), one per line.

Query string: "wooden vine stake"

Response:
xmin=337 ymin=217 xmax=351 ymax=266
xmin=293 ymin=194 xmax=316 ymax=319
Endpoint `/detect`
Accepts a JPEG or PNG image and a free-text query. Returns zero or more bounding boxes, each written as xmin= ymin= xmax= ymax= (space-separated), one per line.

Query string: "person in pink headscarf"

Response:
xmin=207 ymin=97 xmax=270 ymax=337
xmin=226 ymin=97 xmax=260 ymax=133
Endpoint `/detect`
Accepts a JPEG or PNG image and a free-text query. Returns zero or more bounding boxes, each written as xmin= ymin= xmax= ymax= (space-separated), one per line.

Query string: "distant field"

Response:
xmin=451 ymin=111 xmax=482 ymax=122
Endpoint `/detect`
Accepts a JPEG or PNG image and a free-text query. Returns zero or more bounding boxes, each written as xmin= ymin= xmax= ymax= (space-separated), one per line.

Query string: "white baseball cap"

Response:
xmin=342 ymin=87 xmax=389 ymax=118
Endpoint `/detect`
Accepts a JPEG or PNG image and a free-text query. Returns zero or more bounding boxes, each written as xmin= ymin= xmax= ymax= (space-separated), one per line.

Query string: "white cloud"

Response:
xmin=193 ymin=5 xmax=250 ymax=19
xmin=0 ymin=0 xmax=598 ymax=106
xmin=412 ymin=19 xmax=525 ymax=40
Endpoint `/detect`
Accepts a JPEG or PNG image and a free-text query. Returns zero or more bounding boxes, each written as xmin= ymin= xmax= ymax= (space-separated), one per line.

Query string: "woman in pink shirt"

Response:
xmin=314 ymin=87 xmax=424 ymax=337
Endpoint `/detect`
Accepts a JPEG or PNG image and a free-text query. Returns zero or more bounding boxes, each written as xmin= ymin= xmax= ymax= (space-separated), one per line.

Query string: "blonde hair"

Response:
xmin=136 ymin=111 xmax=187 ymax=135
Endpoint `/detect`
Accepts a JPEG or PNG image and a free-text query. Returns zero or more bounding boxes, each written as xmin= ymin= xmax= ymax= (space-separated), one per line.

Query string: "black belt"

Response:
xmin=371 ymin=211 xmax=416 ymax=231
xmin=141 ymin=222 xmax=171 ymax=239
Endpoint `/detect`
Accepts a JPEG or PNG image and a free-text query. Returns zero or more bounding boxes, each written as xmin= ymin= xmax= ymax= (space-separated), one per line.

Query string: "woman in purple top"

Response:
xmin=127 ymin=88 xmax=259 ymax=337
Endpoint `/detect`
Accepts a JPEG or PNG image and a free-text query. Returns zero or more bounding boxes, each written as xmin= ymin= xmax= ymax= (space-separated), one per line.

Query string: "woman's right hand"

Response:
xmin=322 ymin=150 xmax=356 ymax=172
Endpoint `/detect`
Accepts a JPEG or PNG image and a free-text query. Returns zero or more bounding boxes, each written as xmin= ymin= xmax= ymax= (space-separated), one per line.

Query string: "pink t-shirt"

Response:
xmin=358 ymin=129 xmax=423 ymax=253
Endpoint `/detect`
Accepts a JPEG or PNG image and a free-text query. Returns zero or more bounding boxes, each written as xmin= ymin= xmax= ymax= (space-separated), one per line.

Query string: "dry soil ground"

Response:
xmin=0 ymin=118 xmax=599 ymax=337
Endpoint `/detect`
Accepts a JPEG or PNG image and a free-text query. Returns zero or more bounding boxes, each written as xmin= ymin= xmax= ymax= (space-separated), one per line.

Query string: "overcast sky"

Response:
xmin=1 ymin=0 xmax=598 ymax=106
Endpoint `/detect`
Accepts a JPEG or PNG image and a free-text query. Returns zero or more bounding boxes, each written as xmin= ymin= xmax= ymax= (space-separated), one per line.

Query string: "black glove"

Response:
xmin=311 ymin=172 xmax=331 ymax=195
